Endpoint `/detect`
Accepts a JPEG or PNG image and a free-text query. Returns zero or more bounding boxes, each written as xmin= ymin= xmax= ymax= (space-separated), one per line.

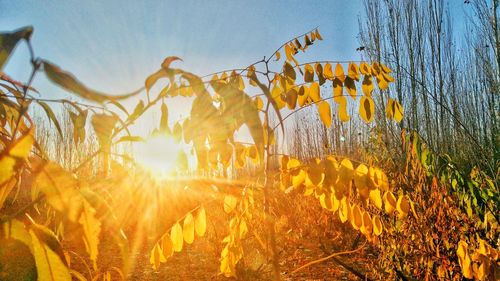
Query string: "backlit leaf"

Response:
xmin=344 ymin=77 xmax=356 ymax=99
xmin=304 ymin=64 xmax=314 ymax=82
xmin=195 ymin=206 xmax=206 ymax=237
xmin=161 ymin=235 xmax=174 ymax=259
xmin=359 ymin=96 xmax=375 ymax=122
xmin=171 ymin=222 xmax=183 ymax=252
xmin=183 ymin=213 xmax=195 ymax=244
xmin=323 ymin=63 xmax=334 ymax=80
xmin=335 ymin=63 xmax=345 ymax=82
xmin=43 ymin=61 xmax=139 ymax=103
xmin=361 ymin=75 xmax=374 ymax=96
xmin=149 ymin=243 xmax=165 ymax=271
xmin=384 ymin=191 xmax=397 ymax=215
xmin=29 ymin=229 xmax=71 ymax=281
xmin=78 ymin=200 xmax=101 ymax=265
xmin=0 ymin=26 xmax=33 ymax=69
xmin=372 ymin=215 xmax=383 ymax=236
xmin=37 ymin=101 xmax=63 ymax=139
xmin=224 ymin=195 xmax=238 ymax=214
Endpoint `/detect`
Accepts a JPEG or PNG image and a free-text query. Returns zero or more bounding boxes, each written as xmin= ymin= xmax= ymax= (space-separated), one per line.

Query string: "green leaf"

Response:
xmin=0 ymin=26 xmax=33 ymax=70
xmin=29 ymin=229 xmax=71 ymax=281
xmin=37 ymin=101 xmax=63 ymax=139
xmin=43 ymin=60 xmax=139 ymax=104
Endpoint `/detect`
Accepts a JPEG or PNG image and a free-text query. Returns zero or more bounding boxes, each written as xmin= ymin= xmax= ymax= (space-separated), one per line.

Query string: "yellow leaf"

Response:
xmin=350 ymin=204 xmax=363 ymax=230
xmin=298 ymin=85 xmax=309 ymax=107
xmin=323 ymin=156 xmax=339 ymax=186
xmin=344 ymin=77 xmax=357 ymax=99
xmin=0 ymin=156 xmax=16 ymax=186
xmin=171 ymin=222 xmax=183 ymax=252
xmin=392 ymin=99 xmax=404 ymax=122
xmin=353 ymin=164 xmax=369 ymax=190
xmin=271 ymin=84 xmax=286 ymax=109
xmin=371 ymin=62 xmax=381 ymax=76
xmin=372 ymin=215 xmax=383 ymax=236
xmin=306 ymin=158 xmax=324 ymax=186
xmin=318 ymin=101 xmax=332 ymax=128
xmin=338 ymin=98 xmax=350 ymax=122
xmin=335 ymin=63 xmax=345 ymax=82
xmin=292 ymin=169 xmax=306 ymax=189
xmin=150 ymin=243 xmax=165 ymax=271
xmin=183 ymin=213 xmax=195 ymax=244
xmin=309 ymin=82 xmax=320 ymax=102
xmin=376 ymin=74 xmax=389 ymax=90
xmin=360 ymin=211 xmax=372 ymax=236
xmin=275 ymin=51 xmax=280 ymax=61
xmin=195 ymin=206 xmax=206 ymax=237
xmin=283 ymin=61 xmax=296 ymax=81
xmin=359 ymin=96 xmax=375 ymax=123
xmin=332 ymin=78 xmax=344 ymax=103
xmin=10 ymin=132 xmax=34 ymax=158
xmin=304 ymin=64 xmax=314 ymax=82
xmin=369 ymin=189 xmax=383 ymax=209
xmin=339 ymin=197 xmax=349 ymax=223
xmin=223 ymin=195 xmax=238 ymax=214
xmin=380 ymin=62 xmax=392 ymax=73
xmin=315 ymin=29 xmax=323 ymax=40
xmin=338 ymin=159 xmax=354 ymax=186
xmin=361 ymin=75 xmax=374 ymax=96
xmin=161 ymin=235 xmax=173 ymax=259
xmin=286 ymin=88 xmax=298 ymax=109
xmin=78 ymin=200 xmax=101 ymax=264
xmin=384 ymin=191 xmax=397 ymax=214
xmin=239 ymin=219 xmax=248 ymax=237
xmin=386 ymin=98 xmax=394 ymax=119
xmin=347 ymin=62 xmax=360 ymax=80
xmin=359 ymin=62 xmax=371 ymax=75
xmin=29 ymin=230 xmax=71 ymax=281
xmin=396 ymin=195 xmax=410 ymax=219
xmin=323 ymin=63 xmax=334 ymax=80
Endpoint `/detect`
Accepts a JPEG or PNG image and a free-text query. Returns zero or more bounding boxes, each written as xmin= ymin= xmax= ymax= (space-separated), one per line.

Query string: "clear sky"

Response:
xmin=1 ymin=0 xmax=468 ymax=131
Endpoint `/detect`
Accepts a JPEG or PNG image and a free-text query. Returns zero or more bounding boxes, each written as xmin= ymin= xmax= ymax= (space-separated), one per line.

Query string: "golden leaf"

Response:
xmin=369 ymin=189 xmax=383 ymax=209
xmin=318 ymin=101 xmax=332 ymax=128
xmin=304 ymin=64 xmax=314 ymax=82
xmin=335 ymin=63 xmax=345 ymax=82
xmin=171 ymin=222 xmax=183 ymax=252
xmin=183 ymin=213 xmax=195 ymax=244
xmin=223 ymin=195 xmax=238 ymax=214
xmin=309 ymin=82 xmax=320 ymax=102
xmin=344 ymin=77 xmax=357 ymax=99
xmin=161 ymin=235 xmax=173 ymax=259
xmin=384 ymin=191 xmax=397 ymax=215
xmin=323 ymin=63 xmax=334 ymax=80
xmin=339 ymin=197 xmax=349 ymax=223
xmin=372 ymin=215 xmax=383 ymax=236
xmin=359 ymin=96 xmax=375 ymax=123
xmin=359 ymin=62 xmax=371 ymax=75
xmin=29 ymin=230 xmax=71 ymax=281
xmin=360 ymin=211 xmax=373 ymax=236
xmin=337 ymin=98 xmax=350 ymax=122
xmin=396 ymin=195 xmax=410 ymax=219
xmin=350 ymin=204 xmax=363 ymax=230
xmin=150 ymin=243 xmax=166 ymax=271
xmin=361 ymin=75 xmax=374 ymax=96
xmin=195 ymin=206 xmax=207 ymax=237
xmin=347 ymin=62 xmax=360 ymax=81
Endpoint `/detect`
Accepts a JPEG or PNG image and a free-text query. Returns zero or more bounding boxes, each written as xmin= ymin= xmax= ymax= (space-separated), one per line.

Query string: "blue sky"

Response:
xmin=1 ymin=0 xmax=468 ymax=130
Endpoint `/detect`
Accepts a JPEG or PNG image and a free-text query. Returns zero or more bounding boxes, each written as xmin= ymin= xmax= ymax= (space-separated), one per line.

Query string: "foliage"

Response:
xmin=0 ymin=23 xmax=498 ymax=281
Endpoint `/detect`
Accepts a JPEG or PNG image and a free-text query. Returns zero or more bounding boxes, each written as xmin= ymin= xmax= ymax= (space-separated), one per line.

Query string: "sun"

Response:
xmin=133 ymin=134 xmax=187 ymax=177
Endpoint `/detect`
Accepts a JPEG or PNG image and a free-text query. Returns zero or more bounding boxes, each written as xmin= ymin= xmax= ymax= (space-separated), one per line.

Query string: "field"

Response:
xmin=0 ymin=1 xmax=499 ymax=280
